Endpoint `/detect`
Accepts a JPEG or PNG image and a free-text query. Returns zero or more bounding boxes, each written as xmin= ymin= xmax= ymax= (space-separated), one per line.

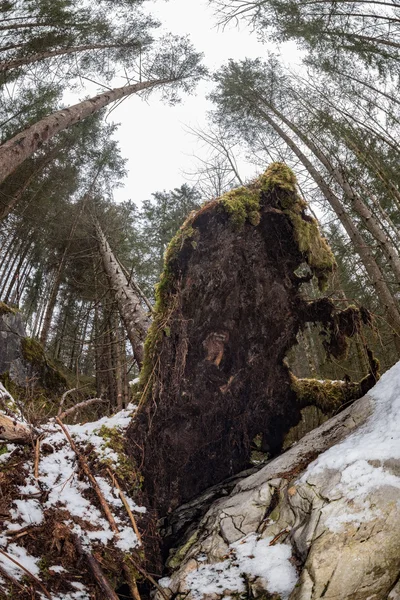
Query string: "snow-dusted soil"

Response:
xmin=0 ymin=403 xmax=144 ymax=599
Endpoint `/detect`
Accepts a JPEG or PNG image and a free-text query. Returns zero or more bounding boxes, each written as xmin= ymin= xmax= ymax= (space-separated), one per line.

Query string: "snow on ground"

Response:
xmin=0 ymin=542 xmax=41 ymax=579
xmin=0 ymin=402 xmax=145 ymax=597
xmin=185 ymin=534 xmax=298 ymax=600
xmin=301 ymin=360 xmax=400 ymax=531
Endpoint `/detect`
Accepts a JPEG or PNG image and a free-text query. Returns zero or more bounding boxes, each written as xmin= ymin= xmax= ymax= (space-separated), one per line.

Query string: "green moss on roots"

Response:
xmin=220 ymin=186 xmax=261 ymax=228
xmin=261 ymin=163 xmax=336 ymax=291
xmin=138 ymin=163 xmax=337 ymax=407
xmin=291 ymin=375 xmax=362 ymax=413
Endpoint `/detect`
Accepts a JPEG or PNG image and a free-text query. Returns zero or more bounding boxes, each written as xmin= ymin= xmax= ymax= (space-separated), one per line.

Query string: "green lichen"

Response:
xmin=0 ymin=302 xmax=18 ymax=316
xmin=0 ymin=445 xmax=8 ymax=456
xmin=220 ymin=186 xmax=260 ymax=228
xmin=98 ymin=425 xmax=142 ymax=490
xmin=167 ymin=531 xmax=199 ymax=570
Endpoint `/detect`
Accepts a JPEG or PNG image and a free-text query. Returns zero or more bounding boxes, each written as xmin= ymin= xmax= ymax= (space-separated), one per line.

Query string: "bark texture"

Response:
xmin=126 ymin=163 xmax=374 ymax=517
xmin=95 ymin=220 xmax=151 ymax=367
xmin=0 ymin=77 xmax=169 ymax=185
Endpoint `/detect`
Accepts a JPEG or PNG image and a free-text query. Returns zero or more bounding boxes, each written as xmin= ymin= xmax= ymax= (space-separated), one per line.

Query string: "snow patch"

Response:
xmin=186 ymin=534 xmax=298 ymax=600
xmin=0 ymin=543 xmax=41 ymax=580
xmin=302 ymin=360 xmax=400 ymax=531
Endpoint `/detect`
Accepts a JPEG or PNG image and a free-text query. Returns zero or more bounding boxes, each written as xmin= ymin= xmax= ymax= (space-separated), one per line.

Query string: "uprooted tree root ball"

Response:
xmin=126 ymin=163 xmax=378 ymax=521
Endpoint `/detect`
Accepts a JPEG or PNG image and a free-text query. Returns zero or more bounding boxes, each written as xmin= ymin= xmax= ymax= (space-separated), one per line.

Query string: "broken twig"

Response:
xmin=107 ymin=468 xmax=142 ymax=545
xmin=58 ymin=397 xmax=106 ymax=420
xmin=73 ymin=535 xmax=119 ymax=600
xmin=34 ymin=435 xmax=43 ymax=478
xmin=0 ymin=562 xmax=26 ymax=591
xmin=128 ymin=556 xmax=169 ymax=600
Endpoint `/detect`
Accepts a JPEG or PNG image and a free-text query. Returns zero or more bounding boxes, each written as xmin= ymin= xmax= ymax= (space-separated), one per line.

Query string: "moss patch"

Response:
xmin=21 ymin=337 xmax=67 ymax=392
xmin=97 ymin=425 xmax=143 ymax=491
xmin=167 ymin=531 xmax=199 ymax=570
xmin=220 ymin=186 xmax=261 ymax=228
xmin=260 ymin=162 xmax=298 ymax=195
xmin=261 ymin=163 xmax=336 ymax=291
xmin=291 ymin=375 xmax=362 ymax=413
xmin=0 ymin=302 xmax=18 ymax=316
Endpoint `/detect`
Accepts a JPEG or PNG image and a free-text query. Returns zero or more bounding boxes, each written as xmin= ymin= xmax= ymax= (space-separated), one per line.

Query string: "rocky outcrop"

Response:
xmin=0 ymin=303 xmax=66 ymax=391
xmin=157 ymin=361 xmax=400 ymax=600
xmin=0 ymin=304 xmax=30 ymax=387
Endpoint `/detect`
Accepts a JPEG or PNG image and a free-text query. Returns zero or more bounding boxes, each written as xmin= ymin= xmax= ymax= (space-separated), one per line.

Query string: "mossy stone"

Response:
xmin=0 ymin=302 xmax=18 ymax=316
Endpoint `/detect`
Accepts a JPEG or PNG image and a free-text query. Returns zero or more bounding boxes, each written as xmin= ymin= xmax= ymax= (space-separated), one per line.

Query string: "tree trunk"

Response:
xmin=95 ymin=220 xmax=151 ymax=368
xmin=0 ymin=77 xmax=172 ymax=185
xmin=0 ymin=145 xmax=63 ymax=220
xmin=263 ymin=100 xmax=400 ymax=288
xmin=0 ymin=41 xmax=140 ymax=73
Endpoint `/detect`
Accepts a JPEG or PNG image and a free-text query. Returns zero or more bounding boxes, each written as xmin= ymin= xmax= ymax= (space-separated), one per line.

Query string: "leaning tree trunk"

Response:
xmin=0 ymin=77 xmax=171 ymax=186
xmin=265 ymin=100 xmax=400 ymax=289
xmin=95 ymin=220 xmax=151 ymax=368
xmin=126 ymin=163 xmax=377 ymax=518
xmin=0 ymin=41 xmax=140 ymax=73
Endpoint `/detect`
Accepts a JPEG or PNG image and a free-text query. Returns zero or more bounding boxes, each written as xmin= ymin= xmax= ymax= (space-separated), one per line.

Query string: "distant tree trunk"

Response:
xmin=0 ymin=236 xmax=31 ymax=299
xmin=95 ymin=220 xmax=151 ymax=368
xmin=112 ymin=312 xmax=124 ymax=410
xmin=0 ymin=146 xmax=61 ymax=220
xmin=39 ymin=266 xmax=64 ymax=346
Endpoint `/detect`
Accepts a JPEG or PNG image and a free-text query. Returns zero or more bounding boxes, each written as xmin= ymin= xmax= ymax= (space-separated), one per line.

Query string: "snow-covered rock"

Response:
xmin=158 ymin=361 xmax=400 ymax=600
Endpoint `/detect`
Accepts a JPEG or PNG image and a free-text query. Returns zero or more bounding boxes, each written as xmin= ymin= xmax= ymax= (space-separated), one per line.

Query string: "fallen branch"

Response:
xmin=34 ymin=435 xmax=43 ymax=478
xmin=128 ymin=556 xmax=169 ymax=600
xmin=56 ymin=417 xmax=119 ymax=533
xmin=0 ymin=548 xmax=51 ymax=598
xmin=0 ymin=562 xmax=26 ymax=591
xmin=123 ymin=559 xmax=142 ymax=600
xmin=57 ymin=387 xmax=79 ymax=416
xmin=107 ymin=468 xmax=142 ymax=545
xmin=58 ymin=397 xmax=106 ymax=420
xmin=57 ymin=418 xmax=143 ymax=599
xmin=73 ymin=535 xmax=119 ymax=600
xmin=0 ymin=413 xmax=33 ymax=443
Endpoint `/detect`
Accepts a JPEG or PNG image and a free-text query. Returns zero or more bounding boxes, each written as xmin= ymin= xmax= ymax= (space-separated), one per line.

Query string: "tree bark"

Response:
xmin=0 ymin=77 xmax=172 ymax=185
xmin=95 ymin=220 xmax=151 ymax=368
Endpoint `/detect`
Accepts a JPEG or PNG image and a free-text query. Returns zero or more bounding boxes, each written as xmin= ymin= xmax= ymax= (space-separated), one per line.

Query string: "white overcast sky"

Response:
xmin=106 ymin=0 xmax=301 ymax=204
